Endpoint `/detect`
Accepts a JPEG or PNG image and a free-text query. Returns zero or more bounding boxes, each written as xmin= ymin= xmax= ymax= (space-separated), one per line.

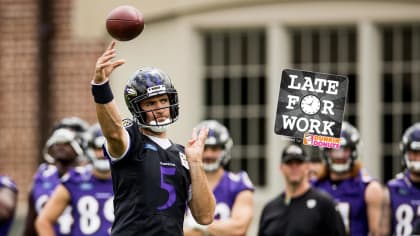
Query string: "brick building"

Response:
xmin=0 ymin=0 xmax=104 ymax=206
xmin=2 ymin=0 xmax=420 ymax=235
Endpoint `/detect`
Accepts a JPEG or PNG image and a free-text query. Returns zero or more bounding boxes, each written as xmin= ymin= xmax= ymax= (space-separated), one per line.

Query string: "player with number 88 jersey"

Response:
xmin=382 ymin=123 xmax=420 ymax=236
xmin=63 ymin=165 xmax=113 ymax=235
xmin=24 ymin=121 xmax=88 ymax=236
xmin=29 ymin=164 xmax=74 ymax=235
xmin=36 ymin=124 xmax=114 ymax=235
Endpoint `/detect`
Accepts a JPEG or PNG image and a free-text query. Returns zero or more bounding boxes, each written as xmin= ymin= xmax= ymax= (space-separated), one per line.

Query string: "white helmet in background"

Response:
xmin=194 ymin=120 xmax=233 ymax=172
xmin=323 ymin=122 xmax=360 ymax=174
xmin=44 ymin=128 xmax=85 ymax=164
xmin=400 ymin=123 xmax=420 ymax=173
xmin=86 ymin=123 xmax=110 ymax=172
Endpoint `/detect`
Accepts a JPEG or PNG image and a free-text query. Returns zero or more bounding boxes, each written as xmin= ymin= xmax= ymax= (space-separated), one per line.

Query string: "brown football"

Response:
xmin=106 ymin=5 xmax=144 ymax=41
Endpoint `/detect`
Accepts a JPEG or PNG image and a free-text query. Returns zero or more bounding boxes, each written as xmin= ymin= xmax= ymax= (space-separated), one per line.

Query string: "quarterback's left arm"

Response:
xmin=186 ymin=128 xmax=216 ymax=225
xmin=365 ymin=181 xmax=384 ymax=236
xmin=206 ymin=190 xmax=254 ymax=236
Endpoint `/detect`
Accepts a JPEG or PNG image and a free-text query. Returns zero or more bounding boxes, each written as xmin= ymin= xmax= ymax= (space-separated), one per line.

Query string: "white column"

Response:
xmin=266 ymin=23 xmax=291 ymax=192
xmin=357 ymin=21 xmax=382 ymax=180
xmin=249 ymin=22 xmax=292 ymax=236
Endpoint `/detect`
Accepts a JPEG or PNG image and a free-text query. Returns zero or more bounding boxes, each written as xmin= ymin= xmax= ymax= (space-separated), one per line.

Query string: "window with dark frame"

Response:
xmin=289 ymin=26 xmax=358 ymax=161
xmin=381 ymin=24 xmax=420 ymax=182
xmin=202 ymin=29 xmax=267 ymax=186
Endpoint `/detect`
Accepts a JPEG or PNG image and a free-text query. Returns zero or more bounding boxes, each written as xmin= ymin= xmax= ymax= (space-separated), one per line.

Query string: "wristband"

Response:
xmin=91 ymin=80 xmax=114 ymax=104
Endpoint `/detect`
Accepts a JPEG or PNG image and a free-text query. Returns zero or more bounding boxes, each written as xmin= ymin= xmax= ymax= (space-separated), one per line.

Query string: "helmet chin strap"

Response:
xmin=144 ymin=118 xmax=171 ymax=133
xmin=203 ymin=152 xmax=225 ymax=172
xmin=204 ymin=158 xmax=222 ymax=172
xmin=329 ymin=159 xmax=352 ymax=174
xmin=405 ymin=154 xmax=420 ymax=173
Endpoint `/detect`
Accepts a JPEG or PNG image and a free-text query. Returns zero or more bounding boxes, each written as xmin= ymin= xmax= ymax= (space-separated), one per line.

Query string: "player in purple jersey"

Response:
xmin=36 ymin=124 xmax=114 ymax=235
xmin=312 ymin=122 xmax=384 ymax=236
xmin=0 ymin=175 xmax=18 ymax=236
xmin=90 ymin=41 xmax=215 ymax=235
xmin=380 ymin=123 xmax=420 ymax=236
xmin=24 ymin=118 xmax=88 ymax=236
xmin=184 ymin=120 xmax=254 ymax=236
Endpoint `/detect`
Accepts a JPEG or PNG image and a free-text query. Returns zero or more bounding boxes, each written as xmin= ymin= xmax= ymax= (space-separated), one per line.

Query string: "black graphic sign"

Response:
xmin=274 ymin=69 xmax=348 ymax=139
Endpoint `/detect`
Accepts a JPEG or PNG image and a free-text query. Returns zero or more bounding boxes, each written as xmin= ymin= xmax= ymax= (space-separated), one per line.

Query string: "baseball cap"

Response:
xmin=281 ymin=143 xmax=308 ymax=163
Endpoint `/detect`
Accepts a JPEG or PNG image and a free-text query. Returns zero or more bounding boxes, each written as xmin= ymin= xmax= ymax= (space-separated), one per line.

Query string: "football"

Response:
xmin=105 ymin=5 xmax=144 ymax=41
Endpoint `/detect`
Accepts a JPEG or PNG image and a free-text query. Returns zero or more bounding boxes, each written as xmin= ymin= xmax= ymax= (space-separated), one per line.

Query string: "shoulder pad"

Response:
xmin=240 ymin=171 xmax=255 ymax=189
xmin=122 ymin=118 xmax=134 ymax=128
xmin=61 ymin=172 xmax=70 ymax=182
xmin=359 ymin=168 xmax=374 ymax=183
xmin=395 ymin=172 xmax=405 ymax=179
xmin=361 ymin=174 xmax=374 ymax=183
xmin=0 ymin=176 xmax=17 ymax=192
xmin=228 ymin=172 xmax=241 ymax=182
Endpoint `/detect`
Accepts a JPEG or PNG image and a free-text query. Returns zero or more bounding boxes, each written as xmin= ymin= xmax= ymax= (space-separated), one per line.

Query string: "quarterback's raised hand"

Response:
xmin=186 ymin=127 xmax=215 ymax=225
xmin=185 ymin=127 xmax=209 ymax=163
xmin=94 ymin=41 xmax=125 ymax=84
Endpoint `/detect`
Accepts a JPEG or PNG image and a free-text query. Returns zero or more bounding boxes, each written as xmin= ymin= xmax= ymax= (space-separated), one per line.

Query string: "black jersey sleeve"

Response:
xmin=105 ymin=119 xmax=144 ymax=163
xmin=122 ymin=119 xmax=142 ymax=155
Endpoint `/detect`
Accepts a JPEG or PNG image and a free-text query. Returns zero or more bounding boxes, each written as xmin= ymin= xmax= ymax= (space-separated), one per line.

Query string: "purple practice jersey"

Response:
xmin=0 ymin=175 xmax=18 ymax=236
xmin=185 ymin=171 xmax=254 ymax=226
xmin=387 ymin=171 xmax=420 ymax=236
xmin=62 ymin=165 xmax=113 ymax=236
xmin=312 ymin=170 xmax=373 ymax=236
xmin=31 ymin=163 xmax=73 ymax=235
xmin=212 ymin=171 xmax=254 ymax=220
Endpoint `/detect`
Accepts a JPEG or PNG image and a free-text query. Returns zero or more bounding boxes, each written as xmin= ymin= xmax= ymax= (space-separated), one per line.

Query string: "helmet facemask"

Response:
xmin=88 ymin=136 xmax=110 ymax=172
xmin=403 ymin=141 xmax=420 ymax=174
xmin=133 ymin=94 xmax=179 ymax=133
xmin=404 ymin=153 xmax=420 ymax=174
xmin=86 ymin=124 xmax=110 ymax=172
xmin=326 ymin=148 xmax=354 ymax=174
xmin=400 ymin=123 xmax=420 ymax=175
xmin=203 ymin=145 xmax=227 ymax=172
xmin=44 ymin=128 xmax=85 ymax=165
xmin=323 ymin=121 xmax=359 ymax=174
xmin=195 ymin=120 xmax=233 ymax=172
xmin=124 ymin=68 xmax=180 ymax=133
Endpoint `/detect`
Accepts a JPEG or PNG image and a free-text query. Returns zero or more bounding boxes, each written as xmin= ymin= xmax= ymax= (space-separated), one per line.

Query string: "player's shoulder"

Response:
xmin=358 ymin=168 xmax=375 ymax=184
xmin=34 ymin=163 xmax=58 ymax=179
xmin=387 ymin=172 xmax=406 ymax=188
xmin=120 ymin=118 xmax=144 ymax=153
xmin=0 ymin=175 xmax=17 ymax=192
xmin=122 ymin=118 xmax=134 ymax=127
xmin=61 ymin=165 xmax=93 ymax=184
xmin=172 ymin=143 xmax=185 ymax=151
xmin=226 ymin=171 xmax=254 ymax=190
